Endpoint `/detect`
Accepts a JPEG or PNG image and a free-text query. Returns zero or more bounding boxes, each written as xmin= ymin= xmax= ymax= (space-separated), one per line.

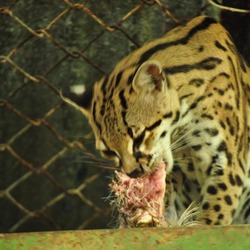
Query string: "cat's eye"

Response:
xmin=101 ymin=150 xmax=117 ymax=157
xmin=100 ymin=149 xmax=120 ymax=167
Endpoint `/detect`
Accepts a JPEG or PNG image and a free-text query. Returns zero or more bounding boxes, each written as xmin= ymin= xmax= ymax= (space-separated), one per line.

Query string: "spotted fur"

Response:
xmin=63 ymin=16 xmax=250 ymax=225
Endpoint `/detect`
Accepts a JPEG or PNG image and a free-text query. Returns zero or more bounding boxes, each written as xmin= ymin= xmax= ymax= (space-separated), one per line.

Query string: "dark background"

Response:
xmin=0 ymin=0 xmax=249 ymax=233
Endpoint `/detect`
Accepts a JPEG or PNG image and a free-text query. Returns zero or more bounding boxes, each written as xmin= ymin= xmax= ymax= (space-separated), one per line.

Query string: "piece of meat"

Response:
xmin=109 ymin=162 xmax=169 ymax=228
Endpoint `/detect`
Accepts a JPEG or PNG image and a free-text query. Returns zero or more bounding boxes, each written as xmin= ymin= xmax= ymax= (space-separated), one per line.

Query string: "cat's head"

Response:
xmin=62 ymin=60 xmax=180 ymax=175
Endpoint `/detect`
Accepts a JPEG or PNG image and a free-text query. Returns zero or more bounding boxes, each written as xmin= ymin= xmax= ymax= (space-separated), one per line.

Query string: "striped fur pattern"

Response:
xmin=63 ymin=16 xmax=250 ymax=225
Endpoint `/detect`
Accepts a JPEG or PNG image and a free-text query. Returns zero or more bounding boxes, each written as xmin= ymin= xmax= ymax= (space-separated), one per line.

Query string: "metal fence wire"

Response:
xmin=0 ymin=0 xmax=220 ymax=233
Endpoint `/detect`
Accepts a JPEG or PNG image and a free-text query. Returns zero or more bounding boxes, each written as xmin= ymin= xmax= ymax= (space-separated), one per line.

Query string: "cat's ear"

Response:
xmin=133 ymin=60 xmax=167 ymax=93
xmin=61 ymin=84 xmax=93 ymax=117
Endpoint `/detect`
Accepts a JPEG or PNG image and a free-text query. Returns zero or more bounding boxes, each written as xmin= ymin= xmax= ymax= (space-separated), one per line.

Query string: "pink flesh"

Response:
xmin=109 ymin=162 xmax=167 ymax=227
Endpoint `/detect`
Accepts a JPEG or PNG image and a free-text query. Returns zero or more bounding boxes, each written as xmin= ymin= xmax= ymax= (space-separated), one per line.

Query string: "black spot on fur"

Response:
xmin=235 ymin=174 xmax=243 ymax=186
xmin=205 ymin=218 xmax=212 ymax=225
xmin=115 ymin=71 xmax=123 ymax=87
xmin=214 ymin=167 xmax=224 ymax=176
xmin=189 ymin=78 xmax=204 ymax=87
xmin=214 ymin=87 xmax=225 ymax=95
xmin=225 ymin=103 xmax=233 ymax=111
xmin=224 ymin=195 xmax=233 ymax=205
xmin=217 ymin=141 xmax=232 ymax=165
xmin=214 ymin=205 xmax=221 ymax=212
xmin=191 ymin=145 xmax=202 ymax=151
xmin=229 ymin=173 xmax=236 ymax=186
xmin=206 ymin=166 xmax=213 ymax=176
xmin=207 ymin=185 xmax=218 ymax=195
xmin=119 ymin=89 xmax=128 ymax=109
xmin=211 ymin=155 xmax=219 ymax=164
xmin=205 ymin=128 xmax=219 ymax=136
xmin=218 ymin=182 xmax=227 ymax=191
xmin=128 ymin=73 xmax=134 ymax=84
xmin=217 ymin=141 xmax=226 ymax=151
xmin=187 ymin=163 xmax=194 ymax=171
xmin=201 ymin=114 xmax=214 ymax=120
xmin=218 ymin=214 xmax=224 ymax=220
xmin=192 ymin=130 xmax=200 ymax=137
xmin=198 ymin=46 xmax=204 ymax=52
xmin=202 ymin=202 xmax=210 ymax=210
xmin=215 ymin=40 xmax=227 ymax=51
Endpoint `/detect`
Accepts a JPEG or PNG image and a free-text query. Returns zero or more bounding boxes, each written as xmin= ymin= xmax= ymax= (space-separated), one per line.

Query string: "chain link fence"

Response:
xmin=0 ymin=0 xmax=243 ymax=233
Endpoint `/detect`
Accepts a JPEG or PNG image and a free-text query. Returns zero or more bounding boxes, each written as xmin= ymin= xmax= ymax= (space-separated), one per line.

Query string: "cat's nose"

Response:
xmin=122 ymin=164 xmax=140 ymax=176
xmin=121 ymin=153 xmax=139 ymax=174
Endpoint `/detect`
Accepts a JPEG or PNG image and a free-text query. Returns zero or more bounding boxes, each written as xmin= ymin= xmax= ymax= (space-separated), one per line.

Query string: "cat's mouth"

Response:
xmin=128 ymin=158 xmax=167 ymax=178
xmin=126 ymin=164 xmax=145 ymax=178
xmin=109 ymin=162 xmax=168 ymax=227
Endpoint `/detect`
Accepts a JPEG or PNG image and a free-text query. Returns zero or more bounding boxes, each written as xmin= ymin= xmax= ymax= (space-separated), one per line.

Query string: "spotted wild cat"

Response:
xmin=62 ymin=16 xmax=250 ymax=225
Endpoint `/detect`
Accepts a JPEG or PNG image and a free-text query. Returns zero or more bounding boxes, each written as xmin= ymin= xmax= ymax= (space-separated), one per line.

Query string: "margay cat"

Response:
xmin=63 ymin=16 xmax=250 ymax=225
